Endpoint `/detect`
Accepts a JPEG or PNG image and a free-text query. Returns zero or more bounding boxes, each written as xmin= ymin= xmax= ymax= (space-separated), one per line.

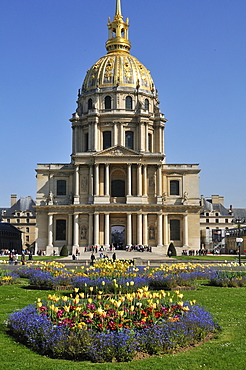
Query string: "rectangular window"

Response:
xmin=125 ymin=131 xmax=134 ymax=150
xmin=148 ymin=133 xmax=152 ymax=152
xmin=170 ymin=180 xmax=179 ymax=195
xmin=103 ymin=131 xmax=112 ymax=149
xmin=26 ymin=227 xmax=29 ymax=233
xmin=170 ymin=219 xmax=180 ymax=240
xmin=57 ymin=180 xmax=66 ymax=196
xmin=56 ymin=220 xmax=66 ymax=241
xmin=26 ymin=235 xmax=29 ymax=242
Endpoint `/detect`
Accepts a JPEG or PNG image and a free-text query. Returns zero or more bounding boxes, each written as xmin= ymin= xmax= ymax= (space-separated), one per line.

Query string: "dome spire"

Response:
xmin=106 ymin=0 xmax=131 ymax=54
xmin=115 ymin=0 xmax=122 ymax=16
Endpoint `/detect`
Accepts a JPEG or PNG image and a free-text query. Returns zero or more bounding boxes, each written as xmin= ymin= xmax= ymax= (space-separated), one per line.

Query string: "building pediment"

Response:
xmin=94 ymin=145 xmax=141 ymax=157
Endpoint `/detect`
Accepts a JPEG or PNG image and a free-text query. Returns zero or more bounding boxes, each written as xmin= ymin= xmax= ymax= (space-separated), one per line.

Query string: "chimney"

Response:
xmin=229 ymin=205 xmax=233 ymax=214
xmin=11 ymin=194 xmax=17 ymax=207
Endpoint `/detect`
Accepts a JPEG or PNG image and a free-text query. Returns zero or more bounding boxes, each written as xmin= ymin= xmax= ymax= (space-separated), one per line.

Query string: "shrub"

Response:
xmin=167 ymin=242 xmax=177 ymax=257
xmin=60 ymin=245 xmax=68 ymax=257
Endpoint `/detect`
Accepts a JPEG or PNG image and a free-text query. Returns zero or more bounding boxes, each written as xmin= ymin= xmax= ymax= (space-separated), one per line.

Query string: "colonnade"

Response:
xmin=74 ymin=163 xmax=163 ymax=199
xmin=47 ymin=212 xmax=189 ymax=249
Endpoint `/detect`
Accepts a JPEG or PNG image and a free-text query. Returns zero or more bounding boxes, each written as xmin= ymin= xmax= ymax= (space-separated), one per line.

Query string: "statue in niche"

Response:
xmin=149 ymin=176 xmax=155 ymax=192
xmin=149 ymin=226 xmax=155 ymax=240
xmin=183 ymin=191 xmax=188 ymax=204
xmin=68 ymin=192 xmax=73 ymax=204
xmin=81 ymin=226 xmax=87 ymax=239
xmin=162 ymin=192 xmax=167 ymax=203
xmin=81 ymin=176 xmax=88 ymax=192
xmin=47 ymin=191 xmax=54 ymax=205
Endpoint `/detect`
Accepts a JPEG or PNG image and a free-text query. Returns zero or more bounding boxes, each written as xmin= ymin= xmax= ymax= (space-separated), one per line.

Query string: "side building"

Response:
xmin=35 ymin=0 xmax=201 ymax=256
xmin=1 ymin=195 xmax=36 ymax=253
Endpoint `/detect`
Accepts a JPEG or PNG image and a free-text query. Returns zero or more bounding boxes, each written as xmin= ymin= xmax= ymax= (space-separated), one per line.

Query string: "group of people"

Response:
xmin=8 ymin=249 xmax=33 ymax=265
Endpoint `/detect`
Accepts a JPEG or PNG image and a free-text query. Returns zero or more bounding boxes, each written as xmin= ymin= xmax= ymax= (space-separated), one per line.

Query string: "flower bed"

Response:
xmin=209 ymin=270 xmax=246 ymax=287
xmin=14 ymin=260 xmax=214 ymax=292
xmin=7 ymin=287 xmax=219 ymax=362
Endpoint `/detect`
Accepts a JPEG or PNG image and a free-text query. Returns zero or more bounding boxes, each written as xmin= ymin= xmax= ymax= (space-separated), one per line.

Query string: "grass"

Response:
xmin=1 ymin=280 xmax=246 ymax=369
xmin=174 ymin=255 xmax=246 ymax=261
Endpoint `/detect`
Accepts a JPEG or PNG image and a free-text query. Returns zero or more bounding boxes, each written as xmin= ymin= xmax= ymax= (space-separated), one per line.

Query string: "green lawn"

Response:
xmin=0 ymin=280 xmax=246 ymax=369
xmin=174 ymin=255 xmax=246 ymax=262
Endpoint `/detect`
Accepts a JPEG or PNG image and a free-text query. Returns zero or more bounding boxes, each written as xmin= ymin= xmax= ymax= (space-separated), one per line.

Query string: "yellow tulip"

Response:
xmin=74 ymin=288 xmax=79 ymax=293
xmin=88 ymin=298 xmax=92 ymax=304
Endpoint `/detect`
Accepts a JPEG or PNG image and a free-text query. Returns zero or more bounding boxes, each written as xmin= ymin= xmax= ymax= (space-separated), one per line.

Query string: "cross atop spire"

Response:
xmin=106 ymin=0 xmax=131 ymax=54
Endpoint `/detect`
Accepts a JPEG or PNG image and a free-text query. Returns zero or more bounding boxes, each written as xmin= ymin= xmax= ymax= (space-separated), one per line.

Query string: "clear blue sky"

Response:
xmin=1 ymin=0 xmax=246 ymax=208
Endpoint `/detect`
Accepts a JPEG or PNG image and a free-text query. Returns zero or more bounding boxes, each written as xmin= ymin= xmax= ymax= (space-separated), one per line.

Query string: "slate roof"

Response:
xmin=0 ymin=222 xmax=22 ymax=233
xmin=4 ymin=196 xmax=36 ymax=217
xmin=202 ymin=198 xmax=232 ymax=216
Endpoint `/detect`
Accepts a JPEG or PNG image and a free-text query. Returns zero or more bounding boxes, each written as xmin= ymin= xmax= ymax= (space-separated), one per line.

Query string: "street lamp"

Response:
xmin=232 ymin=217 xmax=245 ymax=266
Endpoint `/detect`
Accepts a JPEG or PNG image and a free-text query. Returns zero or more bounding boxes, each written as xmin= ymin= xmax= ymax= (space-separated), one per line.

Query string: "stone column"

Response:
xmin=88 ymin=124 xmax=92 ymax=151
xmin=73 ymin=214 xmax=79 ymax=248
xmin=157 ymin=165 xmax=162 ymax=197
xmin=127 ymin=164 xmax=132 ymax=196
xmin=157 ymin=213 xmax=163 ymax=248
xmin=159 ymin=126 xmax=163 ymax=153
xmin=163 ymin=214 xmax=169 ymax=248
xmin=73 ymin=165 xmax=80 ymax=204
xmin=143 ymin=165 xmax=147 ymax=196
xmin=143 ymin=214 xmax=148 ymax=246
xmin=94 ymin=213 xmax=99 ymax=246
xmin=139 ymin=122 xmax=144 ymax=152
xmin=145 ymin=123 xmax=148 ymax=151
xmin=67 ymin=214 xmax=73 ymax=251
xmin=88 ymin=213 xmax=93 ymax=246
xmin=126 ymin=213 xmax=132 ymax=247
xmin=113 ymin=122 xmax=118 ymax=146
xmin=137 ymin=213 xmax=142 ymax=245
xmin=93 ymin=121 xmax=97 ymax=151
xmin=48 ymin=214 xmax=53 ymax=247
xmin=94 ymin=164 xmax=99 ymax=196
xmin=183 ymin=213 xmax=189 ymax=247
xmin=105 ymin=164 xmax=109 ymax=196
xmin=137 ymin=164 xmax=142 ymax=196
xmin=120 ymin=122 xmax=124 ymax=146
xmin=89 ymin=165 xmax=93 ymax=203
xmin=104 ymin=213 xmax=110 ymax=248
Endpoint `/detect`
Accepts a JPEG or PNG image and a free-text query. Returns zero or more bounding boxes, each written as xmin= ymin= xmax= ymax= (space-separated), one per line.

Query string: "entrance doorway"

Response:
xmin=111 ymin=225 xmax=125 ymax=249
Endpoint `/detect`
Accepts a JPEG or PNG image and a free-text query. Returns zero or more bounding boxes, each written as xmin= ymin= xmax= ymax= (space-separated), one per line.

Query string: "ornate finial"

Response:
xmin=115 ymin=0 xmax=122 ymax=16
xmin=106 ymin=0 xmax=131 ymax=54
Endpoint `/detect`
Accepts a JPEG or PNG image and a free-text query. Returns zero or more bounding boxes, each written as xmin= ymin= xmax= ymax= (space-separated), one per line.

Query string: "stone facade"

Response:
xmin=35 ymin=0 xmax=201 ymax=256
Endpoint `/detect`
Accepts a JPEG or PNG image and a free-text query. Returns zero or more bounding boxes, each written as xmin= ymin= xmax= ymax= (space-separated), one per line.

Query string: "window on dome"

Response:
xmin=88 ymin=98 xmax=93 ymax=110
xmin=105 ymin=96 xmax=112 ymax=110
xmin=103 ymin=131 xmax=112 ymax=150
xmin=125 ymin=96 xmax=132 ymax=110
xmin=144 ymin=99 xmax=149 ymax=110
xmin=125 ymin=131 xmax=134 ymax=150
xmin=170 ymin=180 xmax=179 ymax=196
xmin=57 ymin=180 xmax=66 ymax=196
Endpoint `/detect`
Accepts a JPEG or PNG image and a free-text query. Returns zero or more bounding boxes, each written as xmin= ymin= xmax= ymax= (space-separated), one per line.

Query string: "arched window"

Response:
xmin=125 ymin=96 xmax=132 ymax=110
xmin=57 ymin=180 xmax=66 ymax=196
xmin=88 ymin=98 xmax=93 ymax=110
xmin=144 ymin=99 xmax=149 ymax=110
xmin=103 ymin=131 xmax=112 ymax=149
xmin=105 ymin=96 xmax=112 ymax=110
xmin=170 ymin=180 xmax=179 ymax=196
xmin=111 ymin=180 xmax=125 ymax=197
xmin=125 ymin=131 xmax=134 ymax=150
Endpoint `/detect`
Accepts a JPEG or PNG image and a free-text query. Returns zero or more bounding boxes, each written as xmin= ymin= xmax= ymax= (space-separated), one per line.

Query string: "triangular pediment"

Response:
xmin=94 ymin=145 xmax=141 ymax=157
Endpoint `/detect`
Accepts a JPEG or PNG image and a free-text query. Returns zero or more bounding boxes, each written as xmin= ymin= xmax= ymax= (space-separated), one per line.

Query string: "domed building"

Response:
xmin=35 ymin=0 xmax=201 ymax=256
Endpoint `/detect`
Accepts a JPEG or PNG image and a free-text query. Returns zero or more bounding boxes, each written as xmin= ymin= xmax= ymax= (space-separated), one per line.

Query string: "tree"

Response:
xmin=167 ymin=242 xmax=177 ymax=257
xmin=60 ymin=245 xmax=68 ymax=257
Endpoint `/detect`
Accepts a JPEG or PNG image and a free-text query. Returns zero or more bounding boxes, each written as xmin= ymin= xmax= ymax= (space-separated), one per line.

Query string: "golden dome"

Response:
xmin=82 ymin=53 xmax=155 ymax=93
xmin=82 ymin=0 xmax=155 ymax=94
